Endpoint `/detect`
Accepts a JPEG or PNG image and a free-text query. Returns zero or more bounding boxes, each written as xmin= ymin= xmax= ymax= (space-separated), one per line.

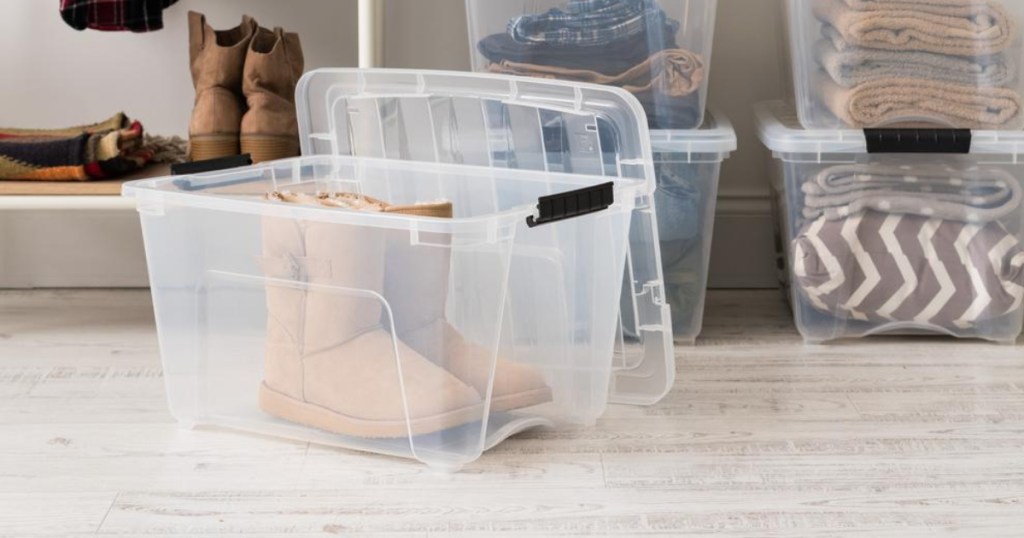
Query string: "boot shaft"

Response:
xmin=188 ymin=11 xmax=257 ymax=92
xmin=244 ymin=27 xmax=305 ymax=100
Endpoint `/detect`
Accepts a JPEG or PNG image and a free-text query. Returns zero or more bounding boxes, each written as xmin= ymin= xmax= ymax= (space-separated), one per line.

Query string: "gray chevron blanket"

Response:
xmin=793 ymin=211 xmax=1024 ymax=328
xmin=803 ymin=164 xmax=1023 ymax=223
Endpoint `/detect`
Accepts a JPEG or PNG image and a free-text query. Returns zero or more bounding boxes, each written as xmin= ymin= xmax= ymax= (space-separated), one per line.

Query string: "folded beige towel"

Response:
xmin=818 ymin=26 xmax=1014 ymax=88
xmin=813 ymin=0 xmax=1017 ymax=56
xmin=818 ymin=71 xmax=1024 ymax=128
xmin=487 ymin=48 xmax=705 ymax=98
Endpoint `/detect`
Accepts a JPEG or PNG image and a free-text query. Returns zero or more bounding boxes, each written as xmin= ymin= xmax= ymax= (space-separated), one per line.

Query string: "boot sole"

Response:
xmin=241 ymin=135 xmax=299 ymax=164
xmin=190 ymin=135 xmax=240 ymax=162
xmin=490 ymin=386 xmax=554 ymax=413
xmin=259 ymin=382 xmax=488 ymax=439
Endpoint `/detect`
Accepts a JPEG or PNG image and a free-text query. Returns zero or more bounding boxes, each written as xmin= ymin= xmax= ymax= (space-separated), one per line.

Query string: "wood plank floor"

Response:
xmin=1 ymin=289 xmax=1022 ymax=537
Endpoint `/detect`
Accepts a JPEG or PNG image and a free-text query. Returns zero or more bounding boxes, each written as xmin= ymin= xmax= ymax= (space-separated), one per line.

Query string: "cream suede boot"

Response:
xmin=381 ymin=205 xmax=553 ymax=412
xmin=259 ymin=193 xmax=483 ymax=438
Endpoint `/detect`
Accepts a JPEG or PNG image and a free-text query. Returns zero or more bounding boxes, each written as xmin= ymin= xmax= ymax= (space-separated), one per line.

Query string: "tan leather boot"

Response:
xmin=260 ymin=193 xmax=483 ymax=438
xmin=188 ymin=12 xmax=256 ymax=162
xmin=382 ymin=207 xmax=553 ymax=412
xmin=241 ymin=27 xmax=304 ymax=164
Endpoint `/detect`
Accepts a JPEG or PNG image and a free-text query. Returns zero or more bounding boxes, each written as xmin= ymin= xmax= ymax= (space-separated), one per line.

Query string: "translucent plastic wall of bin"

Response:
xmin=125 ymin=156 xmax=643 ymax=471
xmin=295 ymin=69 xmax=677 ymax=407
xmin=465 ymin=0 xmax=719 ymax=130
xmin=126 ymin=70 xmax=675 ymax=470
xmin=786 ymin=0 xmax=1024 ymax=130
xmin=757 ymin=101 xmax=1024 ymax=344
xmin=649 ymin=114 xmax=736 ymax=344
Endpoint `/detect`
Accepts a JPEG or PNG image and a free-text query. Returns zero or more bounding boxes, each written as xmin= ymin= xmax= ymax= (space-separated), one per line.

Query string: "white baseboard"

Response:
xmin=0 ymin=192 xmax=779 ymax=290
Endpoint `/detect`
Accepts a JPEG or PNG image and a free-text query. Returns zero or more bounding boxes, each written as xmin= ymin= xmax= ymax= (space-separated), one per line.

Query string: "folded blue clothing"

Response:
xmin=660 ymin=161 xmax=712 ymax=337
xmin=478 ymin=23 xmax=678 ymax=76
xmin=656 ymin=161 xmax=704 ymax=262
xmin=508 ymin=0 xmax=679 ymax=47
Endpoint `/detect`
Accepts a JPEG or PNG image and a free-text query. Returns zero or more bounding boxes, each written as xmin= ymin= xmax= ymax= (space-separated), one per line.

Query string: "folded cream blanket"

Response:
xmin=817 ymin=26 xmax=1014 ymax=88
xmin=818 ymin=71 xmax=1024 ymax=128
xmin=802 ymin=163 xmax=1023 ymax=223
xmin=487 ymin=48 xmax=705 ymax=98
xmin=813 ymin=0 xmax=1017 ymax=56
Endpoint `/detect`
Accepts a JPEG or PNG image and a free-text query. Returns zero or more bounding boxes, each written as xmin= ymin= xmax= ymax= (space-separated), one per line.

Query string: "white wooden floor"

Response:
xmin=1 ymin=290 xmax=1023 ymax=537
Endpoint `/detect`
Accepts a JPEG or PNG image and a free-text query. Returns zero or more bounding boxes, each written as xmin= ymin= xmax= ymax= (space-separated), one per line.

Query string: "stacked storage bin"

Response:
xmin=759 ymin=0 xmax=1024 ymax=343
xmin=125 ymin=70 xmax=679 ymax=470
xmin=787 ymin=0 xmax=1024 ymax=130
xmin=465 ymin=0 xmax=736 ymax=342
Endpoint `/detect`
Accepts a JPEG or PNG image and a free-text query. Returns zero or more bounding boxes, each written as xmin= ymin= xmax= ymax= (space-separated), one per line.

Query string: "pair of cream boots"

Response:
xmin=260 ymin=193 xmax=553 ymax=438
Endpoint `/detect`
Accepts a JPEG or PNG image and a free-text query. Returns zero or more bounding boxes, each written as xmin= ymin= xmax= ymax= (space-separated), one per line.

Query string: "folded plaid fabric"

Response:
xmin=0 ymin=113 xmax=154 ymax=181
xmin=60 ymin=0 xmax=179 ymax=32
xmin=509 ymin=0 xmax=679 ymax=47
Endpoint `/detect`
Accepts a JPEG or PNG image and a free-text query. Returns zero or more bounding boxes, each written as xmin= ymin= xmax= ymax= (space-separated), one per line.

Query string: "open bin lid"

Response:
xmin=295 ymin=68 xmax=674 ymax=405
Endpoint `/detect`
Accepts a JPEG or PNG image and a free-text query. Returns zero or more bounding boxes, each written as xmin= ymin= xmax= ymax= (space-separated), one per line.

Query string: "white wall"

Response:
xmin=1 ymin=0 xmax=788 ymax=288
xmin=0 ymin=0 xmax=358 ymax=136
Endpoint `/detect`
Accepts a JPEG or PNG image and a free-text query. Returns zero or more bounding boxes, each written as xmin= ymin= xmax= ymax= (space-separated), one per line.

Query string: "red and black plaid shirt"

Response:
xmin=60 ymin=0 xmax=179 ymax=33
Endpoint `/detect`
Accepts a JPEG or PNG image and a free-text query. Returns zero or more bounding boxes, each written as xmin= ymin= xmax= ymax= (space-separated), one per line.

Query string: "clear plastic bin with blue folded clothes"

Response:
xmin=757 ymin=101 xmax=1024 ymax=344
xmin=125 ymin=69 xmax=680 ymax=471
xmin=787 ymin=0 xmax=1024 ymax=130
xmin=465 ymin=0 xmax=719 ymax=130
xmin=646 ymin=116 xmax=736 ymax=343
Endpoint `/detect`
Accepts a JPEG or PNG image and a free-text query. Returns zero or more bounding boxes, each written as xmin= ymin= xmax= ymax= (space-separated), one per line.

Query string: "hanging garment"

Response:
xmin=60 ymin=0 xmax=179 ymax=33
xmin=0 ymin=113 xmax=153 ymax=180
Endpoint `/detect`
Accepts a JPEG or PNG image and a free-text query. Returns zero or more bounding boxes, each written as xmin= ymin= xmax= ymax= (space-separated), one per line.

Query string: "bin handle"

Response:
xmin=526 ymin=182 xmax=615 ymax=228
xmin=170 ymin=154 xmax=255 ymax=191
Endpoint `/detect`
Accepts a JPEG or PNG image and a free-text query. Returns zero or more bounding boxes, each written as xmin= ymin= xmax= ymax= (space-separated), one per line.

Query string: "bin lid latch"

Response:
xmin=864 ymin=128 xmax=972 ymax=154
xmin=170 ymin=154 xmax=255 ymax=191
xmin=526 ymin=182 xmax=615 ymax=228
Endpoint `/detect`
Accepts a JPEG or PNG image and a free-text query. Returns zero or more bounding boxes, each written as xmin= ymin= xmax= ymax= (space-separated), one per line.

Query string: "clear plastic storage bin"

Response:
xmin=465 ymin=0 xmax=719 ymax=130
xmin=649 ymin=115 xmax=736 ymax=343
xmin=125 ymin=69 xmax=676 ymax=470
xmin=786 ymin=0 xmax=1024 ymax=130
xmin=757 ymin=101 xmax=1024 ymax=344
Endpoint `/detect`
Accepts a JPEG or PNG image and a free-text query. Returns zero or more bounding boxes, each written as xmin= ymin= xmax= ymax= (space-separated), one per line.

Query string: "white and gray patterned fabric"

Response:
xmin=803 ymin=164 xmax=1023 ymax=223
xmin=793 ymin=210 xmax=1024 ymax=328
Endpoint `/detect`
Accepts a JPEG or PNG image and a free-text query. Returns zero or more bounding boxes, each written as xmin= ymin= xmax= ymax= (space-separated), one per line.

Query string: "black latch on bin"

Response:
xmin=171 ymin=154 xmax=253 ymax=177
xmin=171 ymin=154 xmax=255 ymax=191
xmin=526 ymin=182 xmax=615 ymax=228
xmin=864 ymin=129 xmax=972 ymax=154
